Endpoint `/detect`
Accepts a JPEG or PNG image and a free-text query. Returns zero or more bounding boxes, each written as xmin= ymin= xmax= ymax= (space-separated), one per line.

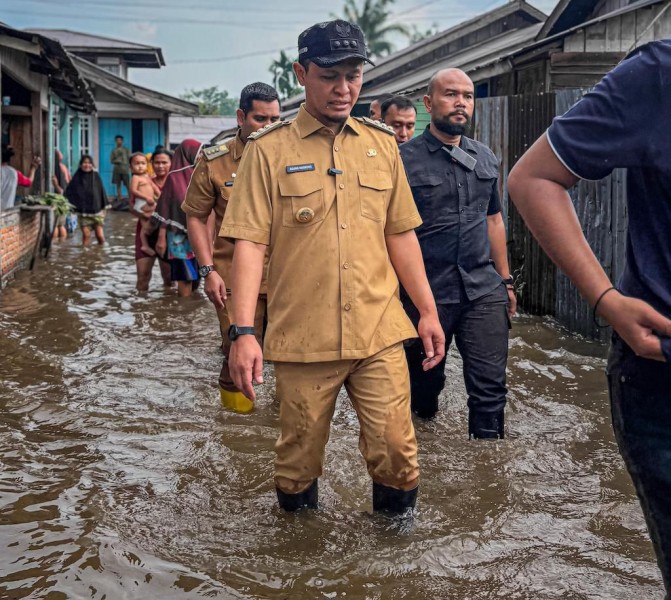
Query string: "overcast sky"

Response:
xmin=3 ymin=0 xmax=559 ymax=99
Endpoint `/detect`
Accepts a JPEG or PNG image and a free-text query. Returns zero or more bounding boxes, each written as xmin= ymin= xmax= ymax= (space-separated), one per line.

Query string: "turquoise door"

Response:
xmin=99 ymin=118 xmax=132 ymax=197
xmin=142 ymin=120 xmax=161 ymax=153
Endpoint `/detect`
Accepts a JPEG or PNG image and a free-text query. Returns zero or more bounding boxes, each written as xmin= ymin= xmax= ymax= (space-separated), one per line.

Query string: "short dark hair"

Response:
xmin=298 ymin=57 xmax=311 ymax=72
xmin=114 ymin=135 xmax=124 ymax=141
xmin=239 ymin=82 xmax=280 ymax=114
xmin=129 ymin=152 xmax=146 ymax=165
xmin=373 ymin=93 xmax=393 ymax=106
xmin=151 ymin=147 xmax=172 ymax=162
xmin=381 ymin=96 xmax=416 ymax=119
xmin=1 ymin=144 xmax=15 ymax=163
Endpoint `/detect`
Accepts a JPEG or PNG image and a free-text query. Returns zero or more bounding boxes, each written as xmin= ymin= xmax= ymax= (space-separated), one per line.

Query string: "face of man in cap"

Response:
xmin=294 ymin=59 xmax=364 ymax=129
xmin=294 ymin=20 xmax=372 ymax=130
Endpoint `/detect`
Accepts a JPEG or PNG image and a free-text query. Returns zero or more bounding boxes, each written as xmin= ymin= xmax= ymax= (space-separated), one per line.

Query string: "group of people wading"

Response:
xmin=47 ymin=16 xmax=671 ymax=595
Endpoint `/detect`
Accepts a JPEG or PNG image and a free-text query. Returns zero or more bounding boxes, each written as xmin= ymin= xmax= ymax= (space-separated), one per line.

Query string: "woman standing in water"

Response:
xmin=64 ymin=155 xmax=107 ymax=245
xmin=154 ymin=139 xmax=201 ymax=298
xmin=132 ymin=147 xmax=172 ymax=291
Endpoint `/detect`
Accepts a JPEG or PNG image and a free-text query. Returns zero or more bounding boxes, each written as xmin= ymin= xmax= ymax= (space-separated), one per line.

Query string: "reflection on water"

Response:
xmin=0 ymin=213 xmax=663 ymax=599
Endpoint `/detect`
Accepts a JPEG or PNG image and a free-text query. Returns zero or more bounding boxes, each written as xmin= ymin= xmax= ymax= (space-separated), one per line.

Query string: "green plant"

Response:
xmin=24 ymin=193 xmax=74 ymax=217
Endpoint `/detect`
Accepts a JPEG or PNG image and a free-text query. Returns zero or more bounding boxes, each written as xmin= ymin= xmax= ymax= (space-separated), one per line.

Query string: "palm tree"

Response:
xmin=336 ymin=0 xmax=410 ymax=59
xmin=269 ymin=50 xmax=302 ymax=100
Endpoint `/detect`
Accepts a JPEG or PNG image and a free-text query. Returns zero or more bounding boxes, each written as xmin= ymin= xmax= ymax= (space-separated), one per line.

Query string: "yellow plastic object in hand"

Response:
xmin=220 ymin=389 xmax=254 ymax=414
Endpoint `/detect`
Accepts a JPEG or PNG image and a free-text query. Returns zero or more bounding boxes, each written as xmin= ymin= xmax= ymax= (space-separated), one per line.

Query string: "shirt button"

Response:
xmin=344 ymin=303 xmax=351 ymax=311
xmin=458 ymin=183 xmax=463 ymax=188
xmin=339 ymin=183 xmax=345 ymax=189
xmin=343 ymin=262 xmax=349 ymax=269
xmin=334 ymin=146 xmax=339 ymax=152
xmin=341 ymin=223 xmax=347 ymax=229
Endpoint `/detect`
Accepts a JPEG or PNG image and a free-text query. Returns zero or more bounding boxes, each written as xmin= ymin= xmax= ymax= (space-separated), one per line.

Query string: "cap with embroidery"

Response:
xmin=298 ymin=20 xmax=374 ymax=67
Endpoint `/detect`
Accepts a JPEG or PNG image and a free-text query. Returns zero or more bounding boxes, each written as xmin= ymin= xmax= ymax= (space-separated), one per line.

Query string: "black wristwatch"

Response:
xmin=198 ymin=264 xmax=215 ymax=278
xmin=228 ymin=324 xmax=256 ymax=341
xmin=502 ymin=275 xmax=514 ymax=285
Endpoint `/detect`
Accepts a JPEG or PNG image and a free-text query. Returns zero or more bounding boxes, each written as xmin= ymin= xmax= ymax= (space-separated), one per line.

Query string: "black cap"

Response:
xmin=298 ymin=20 xmax=375 ymax=68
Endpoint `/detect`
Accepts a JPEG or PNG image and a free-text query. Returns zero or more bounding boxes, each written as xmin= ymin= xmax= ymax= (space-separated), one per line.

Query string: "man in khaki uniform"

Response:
xmin=182 ymin=83 xmax=280 ymax=413
xmin=221 ymin=20 xmax=445 ymax=514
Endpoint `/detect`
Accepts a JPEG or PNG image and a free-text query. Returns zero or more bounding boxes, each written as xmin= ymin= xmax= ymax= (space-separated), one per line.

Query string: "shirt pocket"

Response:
xmin=409 ymin=172 xmax=447 ymax=214
xmin=278 ymin=171 xmax=325 ymax=228
xmin=472 ymin=164 xmax=497 ymax=212
xmin=358 ymin=170 xmax=393 ymax=222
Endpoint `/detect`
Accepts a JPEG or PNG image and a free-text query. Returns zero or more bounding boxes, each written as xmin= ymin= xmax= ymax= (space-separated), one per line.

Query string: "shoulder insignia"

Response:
xmin=203 ymin=143 xmax=230 ymax=161
xmin=248 ymin=120 xmax=291 ymax=141
xmin=356 ymin=116 xmax=395 ymax=135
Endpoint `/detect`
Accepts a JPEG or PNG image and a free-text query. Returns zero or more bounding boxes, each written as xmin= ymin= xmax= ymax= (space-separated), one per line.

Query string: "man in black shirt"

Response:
xmin=400 ymin=68 xmax=516 ymax=438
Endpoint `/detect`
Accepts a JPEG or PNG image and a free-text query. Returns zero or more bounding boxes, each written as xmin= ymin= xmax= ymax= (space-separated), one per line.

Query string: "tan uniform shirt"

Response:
xmin=182 ymin=133 xmax=263 ymax=290
xmin=221 ymin=105 xmax=422 ymax=363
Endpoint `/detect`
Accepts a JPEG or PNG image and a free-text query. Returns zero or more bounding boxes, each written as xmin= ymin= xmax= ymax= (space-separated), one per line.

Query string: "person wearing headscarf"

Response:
xmin=154 ymin=139 xmax=202 ymax=297
xmin=65 ymin=154 xmax=108 ymax=245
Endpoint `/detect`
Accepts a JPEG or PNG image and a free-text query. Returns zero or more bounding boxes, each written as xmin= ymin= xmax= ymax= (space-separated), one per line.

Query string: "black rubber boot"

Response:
xmin=276 ymin=480 xmax=318 ymax=511
xmin=411 ymin=392 xmax=439 ymax=419
xmin=372 ymin=482 xmax=418 ymax=514
xmin=469 ymin=409 xmax=505 ymax=439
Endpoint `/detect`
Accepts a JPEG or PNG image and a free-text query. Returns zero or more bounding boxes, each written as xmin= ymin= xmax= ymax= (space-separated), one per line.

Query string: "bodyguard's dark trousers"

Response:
xmin=404 ymin=284 xmax=509 ymax=435
xmin=608 ymin=334 xmax=671 ymax=597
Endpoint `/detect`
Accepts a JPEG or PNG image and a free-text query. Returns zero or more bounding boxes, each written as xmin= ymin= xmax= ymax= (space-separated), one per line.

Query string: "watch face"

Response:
xmin=228 ymin=325 xmax=238 ymax=341
xmin=199 ymin=265 xmax=212 ymax=277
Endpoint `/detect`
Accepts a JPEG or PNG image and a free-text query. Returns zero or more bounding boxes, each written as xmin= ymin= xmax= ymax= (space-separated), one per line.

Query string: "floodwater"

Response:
xmin=0 ymin=212 xmax=664 ymax=600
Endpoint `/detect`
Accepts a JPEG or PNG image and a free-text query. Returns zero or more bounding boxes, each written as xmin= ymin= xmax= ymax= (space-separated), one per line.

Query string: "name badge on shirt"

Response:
xmin=286 ymin=163 xmax=315 ymax=174
xmin=224 ymin=181 xmax=234 ymax=187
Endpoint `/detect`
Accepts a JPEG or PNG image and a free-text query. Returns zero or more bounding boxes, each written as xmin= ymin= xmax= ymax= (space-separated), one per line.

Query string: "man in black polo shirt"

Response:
xmin=509 ymin=40 xmax=671 ymax=596
xmin=400 ymin=68 xmax=516 ymax=438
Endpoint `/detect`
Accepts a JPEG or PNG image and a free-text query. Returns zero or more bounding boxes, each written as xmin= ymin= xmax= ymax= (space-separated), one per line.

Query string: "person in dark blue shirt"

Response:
xmin=509 ymin=40 xmax=671 ymax=596
xmin=400 ymin=68 xmax=516 ymax=439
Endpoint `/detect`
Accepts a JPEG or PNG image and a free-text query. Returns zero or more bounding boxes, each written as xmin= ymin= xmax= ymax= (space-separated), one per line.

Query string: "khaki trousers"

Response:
xmin=273 ymin=342 xmax=419 ymax=494
xmin=217 ymin=295 xmax=267 ymax=392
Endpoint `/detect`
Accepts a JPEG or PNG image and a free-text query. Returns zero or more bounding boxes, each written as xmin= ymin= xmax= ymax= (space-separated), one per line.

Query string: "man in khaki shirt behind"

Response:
xmin=182 ymin=83 xmax=280 ymax=413
xmin=221 ymin=20 xmax=445 ymax=514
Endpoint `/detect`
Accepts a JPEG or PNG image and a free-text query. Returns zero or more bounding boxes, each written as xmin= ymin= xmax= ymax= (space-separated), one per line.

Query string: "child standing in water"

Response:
xmin=129 ymin=152 xmax=161 ymax=256
xmin=64 ymin=155 xmax=108 ymax=245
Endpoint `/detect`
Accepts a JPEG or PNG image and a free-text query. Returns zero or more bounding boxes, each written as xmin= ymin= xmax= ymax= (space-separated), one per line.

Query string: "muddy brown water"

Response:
xmin=0 ymin=212 xmax=663 ymax=599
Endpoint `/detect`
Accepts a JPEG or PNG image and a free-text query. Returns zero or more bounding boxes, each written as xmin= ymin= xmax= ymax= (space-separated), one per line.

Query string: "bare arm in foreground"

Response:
xmin=508 ymin=134 xmax=671 ymax=361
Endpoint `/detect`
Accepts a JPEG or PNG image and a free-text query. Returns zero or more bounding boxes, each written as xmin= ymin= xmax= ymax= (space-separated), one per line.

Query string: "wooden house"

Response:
xmin=28 ymin=29 xmax=197 ymax=196
xmin=0 ymin=23 xmax=95 ymax=287
xmin=507 ymin=0 xmax=671 ymax=93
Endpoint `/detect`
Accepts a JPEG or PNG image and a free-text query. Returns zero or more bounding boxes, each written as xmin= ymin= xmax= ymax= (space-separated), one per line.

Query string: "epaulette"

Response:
xmin=202 ymin=143 xmax=230 ymax=161
xmin=356 ymin=116 xmax=395 ymax=135
xmin=248 ymin=120 xmax=291 ymax=140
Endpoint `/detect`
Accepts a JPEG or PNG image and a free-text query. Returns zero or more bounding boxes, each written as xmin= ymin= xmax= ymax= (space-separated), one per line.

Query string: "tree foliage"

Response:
xmin=335 ymin=0 xmax=410 ymax=58
xmin=267 ymin=0 xmax=429 ymax=102
xmin=269 ymin=50 xmax=302 ymax=101
xmin=180 ymin=86 xmax=238 ymax=116
xmin=408 ymin=22 xmax=439 ymax=44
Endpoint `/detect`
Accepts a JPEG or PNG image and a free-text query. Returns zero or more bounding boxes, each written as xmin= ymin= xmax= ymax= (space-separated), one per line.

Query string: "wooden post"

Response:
xmin=31 ymin=90 xmax=43 ymax=194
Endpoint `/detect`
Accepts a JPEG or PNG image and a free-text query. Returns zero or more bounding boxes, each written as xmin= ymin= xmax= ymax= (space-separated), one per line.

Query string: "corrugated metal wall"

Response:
xmin=553 ymin=89 xmax=628 ymax=341
xmin=473 ymin=96 xmax=509 ymax=224
xmin=507 ymin=92 xmax=557 ymax=316
xmin=474 ymin=89 xmax=629 ymax=341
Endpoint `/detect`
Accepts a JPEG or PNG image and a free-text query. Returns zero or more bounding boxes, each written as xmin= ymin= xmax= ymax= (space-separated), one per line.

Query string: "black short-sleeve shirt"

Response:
xmin=400 ymin=128 xmax=502 ymax=303
xmin=547 ymin=40 xmax=671 ymax=323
